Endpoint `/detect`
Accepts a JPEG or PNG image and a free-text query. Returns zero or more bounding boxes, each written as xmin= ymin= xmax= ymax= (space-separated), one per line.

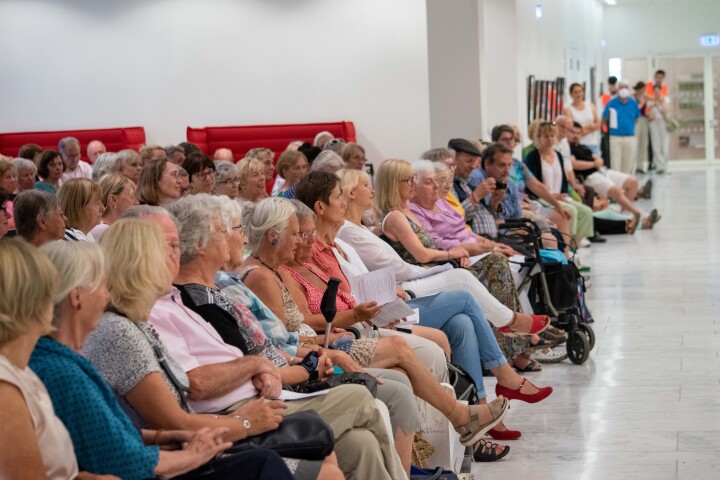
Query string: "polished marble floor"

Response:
xmin=477 ymin=167 xmax=720 ymax=480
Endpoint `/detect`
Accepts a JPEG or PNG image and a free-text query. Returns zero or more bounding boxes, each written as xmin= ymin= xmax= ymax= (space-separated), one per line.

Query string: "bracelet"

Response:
xmin=153 ymin=429 xmax=164 ymax=446
xmin=446 ymin=249 xmax=451 ymax=260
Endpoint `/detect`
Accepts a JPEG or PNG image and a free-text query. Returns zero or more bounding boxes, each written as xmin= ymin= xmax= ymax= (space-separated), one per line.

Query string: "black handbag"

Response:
xmin=227 ymin=410 xmax=334 ymax=460
xmin=410 ymin=466 xmax=460 ymax=480
xmin=288 ymin=371 xmax=378 ymax=397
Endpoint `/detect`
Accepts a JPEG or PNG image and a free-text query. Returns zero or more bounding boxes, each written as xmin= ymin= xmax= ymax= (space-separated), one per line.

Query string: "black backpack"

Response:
xmin=446 ymin=363 xmax=479 ymax=405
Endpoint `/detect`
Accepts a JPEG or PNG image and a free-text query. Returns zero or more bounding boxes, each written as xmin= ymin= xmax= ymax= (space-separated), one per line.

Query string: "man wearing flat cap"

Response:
xmin=449 ymin=138 xmax=502 ymax=238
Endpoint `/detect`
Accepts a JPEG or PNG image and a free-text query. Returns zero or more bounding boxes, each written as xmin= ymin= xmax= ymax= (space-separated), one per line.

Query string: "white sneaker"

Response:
xmin=531 ymin=346 xmax=568 ymax=363
xmin=579 ymin=238 xmax=591 ymax=248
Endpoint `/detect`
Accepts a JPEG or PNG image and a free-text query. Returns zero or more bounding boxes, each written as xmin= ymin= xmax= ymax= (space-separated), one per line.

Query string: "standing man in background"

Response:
xmin=602 ymin=81 xmax=640 ymax=174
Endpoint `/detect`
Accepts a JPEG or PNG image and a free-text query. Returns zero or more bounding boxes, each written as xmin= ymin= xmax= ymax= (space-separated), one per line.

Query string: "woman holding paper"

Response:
xmin=239 ymin=197 xmax=510 ymax=451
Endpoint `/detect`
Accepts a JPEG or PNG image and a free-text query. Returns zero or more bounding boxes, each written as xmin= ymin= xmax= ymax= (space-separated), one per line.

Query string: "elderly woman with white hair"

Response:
xmin=310 ymin=151 xmax=345 ymax=174
xmin=117 ymin=149 xmax=143 ymax=185
xmin=213 ymin=161 xmax=239 ymax=199
xmin=29 ymin=239 xmax=291 ymax=480
xmin=237 ymin=158 xmax=268 ymax=202
xmin=92 ymin=152 xmax=125 ymax=182
xmin=12 ymin=157 xmax=37 ymax=192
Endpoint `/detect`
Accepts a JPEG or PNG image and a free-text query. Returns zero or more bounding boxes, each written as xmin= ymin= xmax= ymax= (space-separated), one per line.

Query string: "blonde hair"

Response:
xmin=374 ymin=158 xmax=412 ymax=218
xmin=236 ymin=158 xmax=265 ymax=189
xmin=535 ymin=122 xmax=558 ymax=140
xmin=341 ymin=143 xmax=365 ymax=163
xmin=275 ymin=150 xmax=307 ymax=179
xmin=98 ymin=173 xmax=135 ymax=209
xmin=0 ymin=238 xmax=58 ymax=344
xmin=41 ymin=241 xmax=107 ymax=325
xmin=336 ymin=168 xmax=368 ymax=201
xmin=527 ymin=119 xmax=544 ymax=143
xmin=57 ymin=178 xmax=102 ymax=230
xmin=98 ymin=219 xmax=172 ymax=323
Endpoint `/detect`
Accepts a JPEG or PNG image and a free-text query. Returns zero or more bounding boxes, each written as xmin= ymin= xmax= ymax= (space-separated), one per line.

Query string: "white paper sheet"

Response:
xmin=397 ymin=308 xmax=420 ymax=327
xmin=349 ymin=266 xmax=396 ymax=305
xmin=406 ymin=263 xmax=453 ymax=281
xmin=278 ymin=389 xmax=330 ymax=401
xmin=371 ymin=299 xmax=415 ymax=327
xmin=468 ymin=252 xmax=491 ymax=266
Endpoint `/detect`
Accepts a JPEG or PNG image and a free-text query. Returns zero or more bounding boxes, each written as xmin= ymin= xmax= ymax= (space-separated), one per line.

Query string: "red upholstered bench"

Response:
xmin=186 ymin=121 xmax=356 ymax=162
xmin=0 ymin=126 xmax=146 ymax=163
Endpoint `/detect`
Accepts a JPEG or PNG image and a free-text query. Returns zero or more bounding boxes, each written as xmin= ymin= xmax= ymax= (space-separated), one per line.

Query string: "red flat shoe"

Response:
xmin=487 ymin=427 xmax=522 ymax=440
xmin=495 ymin=378 xmax=553 ymax=404
xmin=498 ymin=314 xmax=550 ymax=337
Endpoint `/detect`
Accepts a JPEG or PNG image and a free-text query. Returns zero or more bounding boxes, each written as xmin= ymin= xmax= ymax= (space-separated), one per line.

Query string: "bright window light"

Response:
xmin=535 ymin=4 xmax=543 ymax=18
xmin=608 ymin=58 xmax=622 ymax=80
xmin=605 ymin=0 xmax=617 ymax=5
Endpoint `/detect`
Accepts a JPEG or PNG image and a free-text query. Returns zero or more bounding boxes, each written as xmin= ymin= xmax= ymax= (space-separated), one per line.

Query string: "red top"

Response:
xmin=281 ymin=263 xmax=356 ymax=315
xmin=308 ymin=239 xmax=352 ymax=294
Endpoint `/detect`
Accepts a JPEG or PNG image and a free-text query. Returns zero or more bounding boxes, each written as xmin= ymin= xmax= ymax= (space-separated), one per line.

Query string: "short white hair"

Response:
xmin=412 ymin=159 xmax=437 ymax=178
xmin=215 ymin=195 xmax=245 ymax=230
xmin=165 ymin=194 xmax=222 ymax=265
xmin=242 ymin=197 xmax=295 ymax=253
xmin=12 ymin=157 xmax=37 ymax=175
xmin=92 ymin=152 xmax=123 ymax=181
xmin=310 ymin=151 xmax=345 ymax=173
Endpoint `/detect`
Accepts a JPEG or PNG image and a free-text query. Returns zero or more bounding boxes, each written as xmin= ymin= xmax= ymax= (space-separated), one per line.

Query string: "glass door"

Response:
xmin=656 ymin=56 xmax=706 ymax=161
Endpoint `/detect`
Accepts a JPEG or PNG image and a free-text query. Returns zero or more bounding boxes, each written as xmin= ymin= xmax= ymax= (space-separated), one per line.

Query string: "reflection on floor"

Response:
xmin=477 ymin=168 xmax=720 ymax=480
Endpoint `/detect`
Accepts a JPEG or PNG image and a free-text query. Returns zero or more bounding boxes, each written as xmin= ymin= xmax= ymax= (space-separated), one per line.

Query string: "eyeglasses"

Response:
xmin=219 ymin=177 xmax=239 ymax=185
xmin=165 ymin=170 xmax=181 ymax=179
xmin=197 ymin=169 xmax=214 ymax=180
xmin=300 ymin=229 xmax=316 ymax=240
xmin=232 ymin=225 xmax=248 ymax=236
xmin=400 ymin=174 xmax=418 ymax=185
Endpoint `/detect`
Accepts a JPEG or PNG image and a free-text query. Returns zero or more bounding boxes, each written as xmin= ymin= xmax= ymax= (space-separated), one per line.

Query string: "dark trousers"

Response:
xmin=175 ymin=448 xmax=295 ymax=480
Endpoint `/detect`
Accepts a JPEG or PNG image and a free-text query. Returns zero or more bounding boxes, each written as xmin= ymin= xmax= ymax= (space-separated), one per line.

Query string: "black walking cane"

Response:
xmin=320 ymin=277 xmax=342 ymax=349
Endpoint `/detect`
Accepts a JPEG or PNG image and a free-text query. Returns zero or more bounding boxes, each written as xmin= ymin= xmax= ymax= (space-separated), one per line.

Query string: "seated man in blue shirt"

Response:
xmin=602 ymin=81 xmax=640 ymax=174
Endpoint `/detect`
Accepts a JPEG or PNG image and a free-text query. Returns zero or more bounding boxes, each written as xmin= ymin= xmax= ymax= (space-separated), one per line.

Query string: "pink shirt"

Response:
xmin=409 ymin=199 xmax=477 ymax=249
xmin=149 ymin=289 xmax=258 ymax=413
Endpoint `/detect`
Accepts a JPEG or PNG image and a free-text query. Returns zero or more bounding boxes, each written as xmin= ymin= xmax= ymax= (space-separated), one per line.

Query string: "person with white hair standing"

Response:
xmin=602 ymin=80 xmax=641 ymax=174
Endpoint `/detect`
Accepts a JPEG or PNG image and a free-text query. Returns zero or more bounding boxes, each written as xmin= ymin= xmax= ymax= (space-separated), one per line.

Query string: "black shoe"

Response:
xmin=638 ymin=179 xmax=653 ymax=199
xmin=588 ymin=233 xmax=607 ymax=243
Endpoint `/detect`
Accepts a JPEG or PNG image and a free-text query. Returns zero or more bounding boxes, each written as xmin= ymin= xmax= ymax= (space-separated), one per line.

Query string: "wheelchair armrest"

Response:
xmin=405 ymin=290 xmax=417 ymax=299
xmin=345 ymin=327 xmax=362 ymax=339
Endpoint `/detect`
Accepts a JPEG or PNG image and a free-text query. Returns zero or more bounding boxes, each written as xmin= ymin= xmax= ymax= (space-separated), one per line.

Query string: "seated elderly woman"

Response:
xmin=214 ymin=161 xmax=239 ymax=199
xmin=245 ymin=147 xmax=276 ymax=194
xmin=341 ymin=143 xmax=367 ymax=171
xmin=35 ymin=150 xmax=65 ymax=194
xmin=0 ymin=159 xmax=18 ymax=233
xmin=13 ymin=190 xmax=67 ymax=246
xmin=137 ymin=158 xmax=182 ymax=206
xmin=89 ymin=174 xmax=139 ymax=239
xmin=91 ymin=152 xmax=125 ymax=182
xmin=140 ymin=144 xmax=167 ymax=163
xmin=0 ymin=239 xmax=89 ymax=479
xmin=12 ymin=157 xmax=37 ymax=192
xmin=182 ymin=153 xmax=216 ymax=195
xmin=57 ymin=178 xmax=105 ymax=241
xmin=239 ymin=196 xmax=508 ymax=449
xmin=155 ymin=196 xmax=407 ymax=480
xmin=237 ymin=158 xmax=269 ymax=202
xmin=30 ymin=238 xmax=293 ymax=480
xmin=274 ymin=150 xmax=309 ymax=197
xmin=374 ymin=159 xmax=549 ymax=337
xmin=118 ymin=149 xmax=144 ymax=185
xmin=82 ymin=218 xmax=328 ymax=479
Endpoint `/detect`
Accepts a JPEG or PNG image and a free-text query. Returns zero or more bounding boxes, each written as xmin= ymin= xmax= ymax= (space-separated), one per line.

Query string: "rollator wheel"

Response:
xmin=567 ymin=330 xmax=590 ymax=365
xmin=578 ymin=323 xmax=596 ymax=350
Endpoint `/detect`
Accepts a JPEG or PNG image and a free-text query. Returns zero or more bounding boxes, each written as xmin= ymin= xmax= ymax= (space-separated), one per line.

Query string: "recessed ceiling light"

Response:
xmin=605 ymin=0 xmax=617 ymax=5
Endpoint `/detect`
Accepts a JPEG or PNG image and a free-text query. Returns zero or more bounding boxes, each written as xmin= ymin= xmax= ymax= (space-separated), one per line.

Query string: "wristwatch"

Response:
xmin=234 ymin=414 xmax=252 ymax=434
xmin=299 ymin=351 xmax=320 ymax=382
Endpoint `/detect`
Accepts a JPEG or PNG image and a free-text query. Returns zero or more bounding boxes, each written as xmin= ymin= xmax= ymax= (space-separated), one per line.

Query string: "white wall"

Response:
xmin=0 ymin=0 xmax=431 ymax=164
xmin=603 ymin=0 xmax=720 ymax=59
xmin=426 ymin=0 xmax=483 ymax=149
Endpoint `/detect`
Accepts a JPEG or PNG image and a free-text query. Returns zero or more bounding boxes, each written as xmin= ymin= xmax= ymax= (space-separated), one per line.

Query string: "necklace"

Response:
xmin=252 ymin=254 xmax=283 ymax=282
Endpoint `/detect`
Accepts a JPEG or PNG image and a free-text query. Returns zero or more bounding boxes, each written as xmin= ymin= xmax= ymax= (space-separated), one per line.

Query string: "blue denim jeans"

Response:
xmin=407 ymin=290 xmax=507 ymax=398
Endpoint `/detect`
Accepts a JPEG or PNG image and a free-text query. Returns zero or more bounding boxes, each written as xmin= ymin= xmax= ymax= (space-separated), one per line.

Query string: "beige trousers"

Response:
xmin=230 ymin=384 xmax=406 ymax=480
xmin=610 ymin=135 xmax=637 ymax=174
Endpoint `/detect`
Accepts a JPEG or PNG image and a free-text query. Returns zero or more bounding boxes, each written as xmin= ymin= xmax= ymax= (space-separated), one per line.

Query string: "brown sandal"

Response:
xmin=454 ymin=396 xmax=509 ymax=446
